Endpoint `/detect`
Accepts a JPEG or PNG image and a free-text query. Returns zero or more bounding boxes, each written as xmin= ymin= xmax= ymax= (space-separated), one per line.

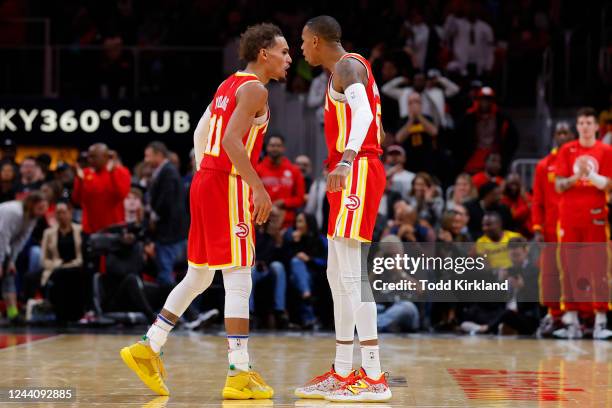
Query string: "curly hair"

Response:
xmin=239 ymin=23 xmax=283 ymax=63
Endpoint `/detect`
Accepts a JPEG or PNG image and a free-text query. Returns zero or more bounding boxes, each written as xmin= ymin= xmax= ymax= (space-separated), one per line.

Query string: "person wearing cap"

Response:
xmin=457 ymin=86 xmax=518 ymax=175
xmin=531 ymin=120 xmax=574 ymax=337
xmin=384 ymin=145 xmax=415 ymax=199
xmin=381 ymin=70 xmax=459 ymax=129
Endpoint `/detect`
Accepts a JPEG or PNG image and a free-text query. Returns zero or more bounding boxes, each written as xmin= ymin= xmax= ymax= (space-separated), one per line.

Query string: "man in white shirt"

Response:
xmin=443 ymin=6 xmax=495 ymax=77
xmin=381 ymin=71 xmax=459 ymax=128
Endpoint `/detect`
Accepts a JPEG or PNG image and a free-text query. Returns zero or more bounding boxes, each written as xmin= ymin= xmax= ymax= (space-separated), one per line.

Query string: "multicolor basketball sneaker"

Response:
xmin=294 ymin=365 xmax=359 ymax=399
xmin=325 ymin=368 xmax=392 ymax=402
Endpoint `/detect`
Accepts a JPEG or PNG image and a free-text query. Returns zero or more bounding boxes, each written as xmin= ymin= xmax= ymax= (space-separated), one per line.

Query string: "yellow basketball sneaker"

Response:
xmin=222 ymin=366 xmax=274 ymax=400
xmin=120 ymin=338 xmax=169 ymax=396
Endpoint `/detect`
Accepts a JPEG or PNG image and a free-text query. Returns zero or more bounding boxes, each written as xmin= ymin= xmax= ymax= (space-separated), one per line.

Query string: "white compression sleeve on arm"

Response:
xmin=344 ymin=83 xmax=374 ymax=153
xmin=193 ymin=107 xmax=211 ymax=169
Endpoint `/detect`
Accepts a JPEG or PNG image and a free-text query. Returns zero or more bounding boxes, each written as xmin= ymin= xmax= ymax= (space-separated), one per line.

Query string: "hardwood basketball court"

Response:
xmin=1 ymin=331 xmax=611 ymax=407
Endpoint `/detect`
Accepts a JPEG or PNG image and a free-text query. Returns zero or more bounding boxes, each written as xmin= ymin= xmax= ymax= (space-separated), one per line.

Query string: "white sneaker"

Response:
xmin=536 ymin=314 xmax=555 ymax=338
xmin=183 ymin=309 xmax=219 ymax=330
xmin=553 ymin=324 xmax=583 ymax=339
xmin=460 ymin=321 xmax=484 ymax=335
xmin=593 ymin=324 xmax=612 ymax=340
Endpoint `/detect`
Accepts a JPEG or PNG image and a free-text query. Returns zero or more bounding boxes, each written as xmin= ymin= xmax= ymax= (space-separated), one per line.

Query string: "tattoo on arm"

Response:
xmin=333 ymin=58 xmax=367 ymax=93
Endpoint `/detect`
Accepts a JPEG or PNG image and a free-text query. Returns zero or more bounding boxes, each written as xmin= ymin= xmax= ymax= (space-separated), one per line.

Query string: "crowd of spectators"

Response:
xmin=1 ymin=1 xmax=611 ymax=337
xmin=0 ymin=111 xmax=586 ymax=337
xmin=1 ymin=0 xmax=566 ymax=103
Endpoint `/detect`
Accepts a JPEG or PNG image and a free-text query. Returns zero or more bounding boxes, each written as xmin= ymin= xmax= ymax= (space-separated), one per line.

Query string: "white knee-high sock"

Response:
xmin=327 ymin=239 xmax=357 ymax=374
xmin=337 ymin=238 xmax=378 ymax=341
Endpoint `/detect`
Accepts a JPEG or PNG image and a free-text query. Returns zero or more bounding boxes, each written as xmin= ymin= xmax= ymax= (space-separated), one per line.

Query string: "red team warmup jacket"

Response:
xmin=554 ymin=140 xmax=612 ymax=312
xmin=532 ymin=148 xmax=560 ymax=242
xmin=72 ymin=166 xmax=131 ymax=233
xmin=256 ymin=157 xmax=305 ymax=228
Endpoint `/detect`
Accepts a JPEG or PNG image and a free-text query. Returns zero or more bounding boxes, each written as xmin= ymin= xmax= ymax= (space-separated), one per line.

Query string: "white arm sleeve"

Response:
xmin=344 ymin=83 xmax=374 ymax=154
xmin=193 ymin=107 xmax=211 ymax=170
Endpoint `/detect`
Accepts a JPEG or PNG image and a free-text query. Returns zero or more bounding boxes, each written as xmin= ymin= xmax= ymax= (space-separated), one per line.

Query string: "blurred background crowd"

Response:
xmin=1 ymin=0 xmax=612 ymax=337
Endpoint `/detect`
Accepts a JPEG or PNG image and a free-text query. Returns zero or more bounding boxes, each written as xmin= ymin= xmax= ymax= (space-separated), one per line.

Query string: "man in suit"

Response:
xmin=144 ymin=141 xmax=189 ymax=285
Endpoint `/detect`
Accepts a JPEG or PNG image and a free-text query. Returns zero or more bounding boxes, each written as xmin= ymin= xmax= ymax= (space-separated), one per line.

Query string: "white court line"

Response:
xmin=557 ymin=340 xmax=589 ymax=355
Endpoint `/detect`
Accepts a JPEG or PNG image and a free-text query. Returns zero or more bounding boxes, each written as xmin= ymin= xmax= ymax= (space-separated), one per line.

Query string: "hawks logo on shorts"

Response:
xmin=234 ymin=222 xmax=250 ymax=239
xmin=344 ymin=195 xmax=361 ymax=211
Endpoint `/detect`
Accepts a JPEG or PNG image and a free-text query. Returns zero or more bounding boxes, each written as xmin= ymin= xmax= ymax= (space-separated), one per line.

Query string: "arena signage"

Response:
xmin=0 ymin=107 xmax=191 ymax=135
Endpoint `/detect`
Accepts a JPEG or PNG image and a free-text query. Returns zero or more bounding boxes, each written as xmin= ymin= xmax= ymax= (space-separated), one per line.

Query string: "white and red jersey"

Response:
xmin=201 ymin=72 xmax=269 ymax=175
xmin=324 ymin=53 xmax=382 ymax=167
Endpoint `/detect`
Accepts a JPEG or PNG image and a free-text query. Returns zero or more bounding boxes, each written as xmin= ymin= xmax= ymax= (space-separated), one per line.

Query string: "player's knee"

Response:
xmin=223 ymin=268 xmax=252 ymax=298
xmin=223 ymin=268 xmax=251 ymax=318
xmin=183 ymin=265 xmax=215 ymax=294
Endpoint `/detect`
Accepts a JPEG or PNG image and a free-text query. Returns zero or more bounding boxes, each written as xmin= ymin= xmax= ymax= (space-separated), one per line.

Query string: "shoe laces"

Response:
xmin=338 ymin=370 xmax=364 ymax=389
xmin=249 ymin=371 xmax=268 ymax=387
xmin=307 ymin=368 xmax=336 ymax=385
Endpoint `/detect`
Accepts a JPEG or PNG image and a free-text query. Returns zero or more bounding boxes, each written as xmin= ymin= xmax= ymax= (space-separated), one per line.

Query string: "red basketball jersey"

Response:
xmin=201 ymin=72 xmax=269 ymax=174
xmin=324 ymin=53 xmax=383 ymax=167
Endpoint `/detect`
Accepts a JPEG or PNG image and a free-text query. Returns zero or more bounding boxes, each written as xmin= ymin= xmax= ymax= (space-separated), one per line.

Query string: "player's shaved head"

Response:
xmin=306 ymin=15 xmax=342 ymax=43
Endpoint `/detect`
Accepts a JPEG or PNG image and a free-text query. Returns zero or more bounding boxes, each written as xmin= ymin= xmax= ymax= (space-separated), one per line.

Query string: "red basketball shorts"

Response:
xmin=187 ymin=169 xmax=255 ymax=269
xmin=327 ymin=157 xmax=386 ymax=242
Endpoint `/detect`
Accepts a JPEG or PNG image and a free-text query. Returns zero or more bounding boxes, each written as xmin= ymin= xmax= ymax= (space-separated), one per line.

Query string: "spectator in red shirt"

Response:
xmin=471 ymin=153 xmax=503 ymax=191
xmin=72 ymin=144 xmax=131 ymax=234
xmin=256 ymin=135 xmax=305 ymax=228
xmin=501 ymin=173 xmax=532 ymax=238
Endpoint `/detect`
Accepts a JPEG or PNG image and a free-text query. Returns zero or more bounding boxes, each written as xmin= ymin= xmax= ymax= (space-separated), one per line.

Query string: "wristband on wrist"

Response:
xmin=336 ymin=160 xmax=352 ymax=168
